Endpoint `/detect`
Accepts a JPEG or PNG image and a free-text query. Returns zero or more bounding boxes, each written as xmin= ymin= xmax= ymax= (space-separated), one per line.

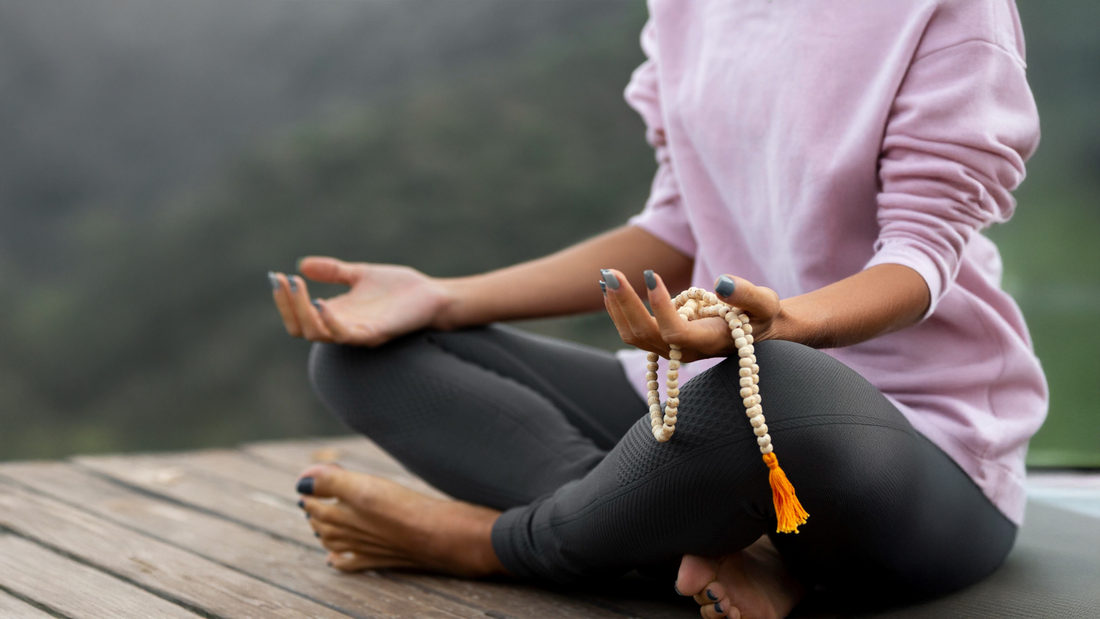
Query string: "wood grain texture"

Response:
xmin=0 ymin=589 xmax=60 ymax=619
xmin=0 ymin=482 xmax=354 ymax=619
xmin=0 ymin=461 xmax=494 ymax=619
xmin=0 ymin=534 xmax=199 ymax=619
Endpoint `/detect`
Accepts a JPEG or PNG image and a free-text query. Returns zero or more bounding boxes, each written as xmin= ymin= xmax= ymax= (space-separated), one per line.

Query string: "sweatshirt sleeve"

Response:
xmin=623 ymin=19 xmax=697 ymax=258
xmin=866 ymin=39 xmax=1040 ymax=318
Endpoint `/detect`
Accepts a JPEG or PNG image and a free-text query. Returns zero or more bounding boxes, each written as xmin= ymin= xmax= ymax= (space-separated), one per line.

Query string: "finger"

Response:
xmin=602 ymin=272 xmax=641 ymax=348
xmin=646 ymin=271 xmax=692 ymax=346
xmin=312 ymin=299 xmax=356 ymax=344
xmin=603 ymin=269 xmax=666 ymax=352
xmin=299 ymin=256 xmax=359 ymax=286
xmin=287 ymin=275 xmax=334 ymax=341
xmin=714 ymin=275 xmax=781 ymax=321
xmin=270 ymin=272 xmax=303 ymax=337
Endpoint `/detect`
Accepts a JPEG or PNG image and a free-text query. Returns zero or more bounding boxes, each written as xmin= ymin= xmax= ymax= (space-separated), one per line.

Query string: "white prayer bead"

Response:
xmin=752 ymin=374 xmax=759 ymax=384
xmin=667 ymin=397 xmax=679 ymax=408
xmin=646 ymin=372 xmax=658 ymax=381
xmin=649 ymin=403 xmax=662 ymax=414
xmin=751 ymin=363 xmax=760 ymax=374
xmin=669 ymin=360 xmax=680 ymax=371
xmin=717 ymin=306 xmax=729 ymax=317
xmin=667 ymin=388 xmax=679 ymax=398
xmin=757 ymin=435 xmax=771 ymax=447
xmin=667 ymin=370 xmax=678 ymax=381
xmin=667 ymin=380 xmax=678 ymax=390
xmin=745 ymin=334 xmax=754 ymax=345
xmin=750 ymin=415 xmax=766 ymax=428
xmin=669 ymin=349 xmax=682 ymax=360
xmin=747 ymin=404 xmax=762 ymax=417
xmin=740 ymin=387 xmax=754 ymax=398
xmin=742 ymin=323 xmax=753 ymax=335
xmin=738 ymin=347 xmax=754 ymax=358
xmin=735 ymin=337 xmax=748 ymax=349
xmin=647 ymin=363 xmax=659 ymax=372
xmin=739 ymin=368 xmax=752 ymax=378
xmin=740 ymin=377 xmax=754 ymax=388
xmin=647 ymin=381 xmax=659 ymax=391
xmin=739 ymin=357 xmax=753 ymax=368
xmin=648 ymin=396 xmax=659 ymax=406
xmin=731 ymin=328 xmax=745 ymax=339
xmin=743 ymin=396 xmax=756 ymax=408
xmin=753 ymin=424 xmax=769 ymax=437
xmin=738 ymin=314 xmax=750 ymax=324
xmin=761 ymin=443 xmax=774 ymax=454
xmin=752 ymin=384 xmax=759 ymax=395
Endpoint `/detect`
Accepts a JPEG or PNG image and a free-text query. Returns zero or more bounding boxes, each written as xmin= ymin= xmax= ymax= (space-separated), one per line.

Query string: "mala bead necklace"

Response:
xmin=646 ymin=286 xmax=810 ymax=534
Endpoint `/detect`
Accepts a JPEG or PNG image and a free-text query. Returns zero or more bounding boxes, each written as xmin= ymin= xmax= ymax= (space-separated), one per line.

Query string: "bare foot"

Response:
xmin=675 ymin=536 xmax=805 ymax=619
xmin=295 ymin=463 xmax=508 ymax=576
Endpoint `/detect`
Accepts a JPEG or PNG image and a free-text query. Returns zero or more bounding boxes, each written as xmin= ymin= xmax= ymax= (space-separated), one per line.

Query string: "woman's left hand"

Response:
xmin=601 ymin=269 xmax=783 ymax=363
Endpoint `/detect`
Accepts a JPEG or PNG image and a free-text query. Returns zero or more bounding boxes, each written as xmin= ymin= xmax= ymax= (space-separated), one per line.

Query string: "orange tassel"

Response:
xmin=763 ymin=452 xmax=809 ymax=533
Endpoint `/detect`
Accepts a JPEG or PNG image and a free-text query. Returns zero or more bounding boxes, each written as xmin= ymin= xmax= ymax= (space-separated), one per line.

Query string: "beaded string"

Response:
xmin=646 ymin=286 xmax=809 ymax=534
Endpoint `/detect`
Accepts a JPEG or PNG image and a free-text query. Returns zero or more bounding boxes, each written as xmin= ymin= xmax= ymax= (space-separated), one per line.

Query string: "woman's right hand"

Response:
xmin=269 ymin=257 xmax=454 ymax=347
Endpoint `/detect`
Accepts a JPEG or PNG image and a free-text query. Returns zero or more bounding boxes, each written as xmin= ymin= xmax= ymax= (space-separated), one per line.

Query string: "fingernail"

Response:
xmin=600 ymin=269 xmax=620 ymax=290
xmin=674 ymin=582 xmax=685 ymax=596
xmin=297 ymin=477 xmax=314 ymax=495
xmin=714 ymin=602 xmax=724 ymax=614
xmin=716 ymin=275 xmax=735 ymax=298
xmin=268 ymin=272 xmax=280 ymax=290
xmin=312 ymin=299 xmax=323 ymax=312
xmin=297 ymin=499 xmax=305 ymax=509
xmin=296 ymin=256 xmax=306 ymax=271
xmin=289 ymin=276 xmax=299 ymax=293
xmin=644 ymin=270 xmax=657 ymax=290
xmin=599 ymin=281 xmax=607 ymax=296
xmin=706 ymin=589 xmax=718 ymax=601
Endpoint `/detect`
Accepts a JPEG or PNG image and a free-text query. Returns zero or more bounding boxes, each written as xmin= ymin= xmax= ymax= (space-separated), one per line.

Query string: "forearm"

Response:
xmin=436 ymin=225 xmax=694 ymax=329
xmin=771 ymin=263 xmax=931 ymax=349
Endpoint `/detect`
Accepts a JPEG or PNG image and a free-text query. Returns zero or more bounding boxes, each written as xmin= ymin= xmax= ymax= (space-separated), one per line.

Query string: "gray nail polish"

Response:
xmin=706 ymin=589 xmax=718 ymax=601
xmin=644 ymin=270 xmax=657 ymax=290
xmin=716 ymin=275 xmax=735 ymax=298
xmin=312 ymin=299 xmax=322 ymax=312
xmin=714 ymin=602 xmax=724 ymax=614
xmin=599 ymin=281 xmax=607 ymax=296
xmin=289 ymin=277 xmax=299 ymax=293
xmin=600 ymin=269 xmax=620 ymax=290
xmin=268 ymin=272 xmax=279 ymax=290
xmin=674 ymin=583 xmax=685 ymax=596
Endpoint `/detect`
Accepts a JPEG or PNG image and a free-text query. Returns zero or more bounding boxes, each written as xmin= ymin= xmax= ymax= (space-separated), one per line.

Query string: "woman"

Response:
xmin=268 ymin=1 xmax=1046 ymax=616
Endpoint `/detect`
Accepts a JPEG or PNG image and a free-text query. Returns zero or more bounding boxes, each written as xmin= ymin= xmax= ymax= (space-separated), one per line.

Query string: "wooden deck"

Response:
xmin=0 ymin=436 xmax=697 ymax=619
xmin=3 ymin=436 xmax=1098 ymax=619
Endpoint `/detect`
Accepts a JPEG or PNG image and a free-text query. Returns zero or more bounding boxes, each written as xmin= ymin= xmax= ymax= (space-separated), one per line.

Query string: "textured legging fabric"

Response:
xmin=307 ymin=324 xmax=1016 ymax=601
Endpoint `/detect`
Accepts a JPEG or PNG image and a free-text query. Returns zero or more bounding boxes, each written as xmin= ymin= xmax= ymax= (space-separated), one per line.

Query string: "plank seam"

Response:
xmin=0 ymin=580 xmax=73 ymax=619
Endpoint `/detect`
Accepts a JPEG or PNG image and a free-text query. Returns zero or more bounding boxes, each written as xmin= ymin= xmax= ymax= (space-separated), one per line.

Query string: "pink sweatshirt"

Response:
xmin=617 ymin=0 xmax=1046 ymax=525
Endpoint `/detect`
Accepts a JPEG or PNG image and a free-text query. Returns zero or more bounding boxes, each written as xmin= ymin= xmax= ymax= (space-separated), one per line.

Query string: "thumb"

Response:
xmin=299 ymin=256 xmax=358 ymax=286
xmin=714 ymin=274 xmax=781 ymax=321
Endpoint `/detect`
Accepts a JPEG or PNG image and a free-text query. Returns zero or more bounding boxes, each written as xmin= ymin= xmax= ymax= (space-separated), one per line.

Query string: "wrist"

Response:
xmin=430 ymin=277 xmax=470 ymax=331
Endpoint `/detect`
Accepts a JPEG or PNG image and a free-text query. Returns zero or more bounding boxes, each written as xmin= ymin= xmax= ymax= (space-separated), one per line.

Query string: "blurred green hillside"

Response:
xmin=0 ymin=0 xmax=1096 ymax=466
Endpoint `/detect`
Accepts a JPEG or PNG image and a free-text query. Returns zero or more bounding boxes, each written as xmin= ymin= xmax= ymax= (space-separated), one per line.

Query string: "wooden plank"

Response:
xmin=0 ymin=482 xmax=355 ymax=619
xmin=66 ymin=452 xmax=638 ymax=619
xmin=0 ymin=533 xmax=199 ymax=619
xmin=73 ymin=452 xmax=318 ymax=547
xmin=0 ymin=590 xmax=59 ymax=619
xmin=0 ymin=461 xmax=496 ymax=619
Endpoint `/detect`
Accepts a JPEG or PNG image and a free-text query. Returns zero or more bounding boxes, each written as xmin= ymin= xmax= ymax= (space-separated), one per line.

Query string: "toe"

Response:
xmin=700 ymin=597 xmax=739 ymax=619
xmin=327 ymin=550 xmax=376 ymax=573
xmin=296 ymin=463 xmax=346 ymax=497
xmin=697 ymin=580 xmax=728 ymax=606
xmin=301 ymin=497 xmax=356 ymax=529
xmin=677 ymin=554 xmax=720 ymax=598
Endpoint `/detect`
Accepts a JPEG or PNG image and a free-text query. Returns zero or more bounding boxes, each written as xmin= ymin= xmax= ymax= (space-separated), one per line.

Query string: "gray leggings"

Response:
xmin=307 ymin=324 xmax=1016 ymax=601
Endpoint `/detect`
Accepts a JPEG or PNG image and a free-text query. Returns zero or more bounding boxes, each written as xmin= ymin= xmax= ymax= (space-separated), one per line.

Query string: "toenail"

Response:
xmin=714 ymin=601 xmax=724 ymax=614
xmin=297 ymin=477 xmax=314 ymax=495
xmin=297 ymin=499 xmax=305 ymax=509
xmin=326 ymin=560 xmax=333 ymax=568
xmin=314 ymin=532 xmax=320 ymax=538
xmin=706 ymin=589 xmax=718 ymax=601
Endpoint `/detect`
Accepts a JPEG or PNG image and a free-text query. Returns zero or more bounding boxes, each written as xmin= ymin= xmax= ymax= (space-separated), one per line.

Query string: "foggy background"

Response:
xmin=1 ymin=0 xmax=1096 ymax=467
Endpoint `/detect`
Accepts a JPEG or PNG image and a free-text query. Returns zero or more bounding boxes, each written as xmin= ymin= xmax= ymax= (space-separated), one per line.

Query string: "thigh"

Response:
xmin=425 ymin=324 xmax=647 ymax=449
xmin=748 ymin=341 xmax=1018 ymax=600
xmin=491 ymin=340 xmax=1016 ymax=594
